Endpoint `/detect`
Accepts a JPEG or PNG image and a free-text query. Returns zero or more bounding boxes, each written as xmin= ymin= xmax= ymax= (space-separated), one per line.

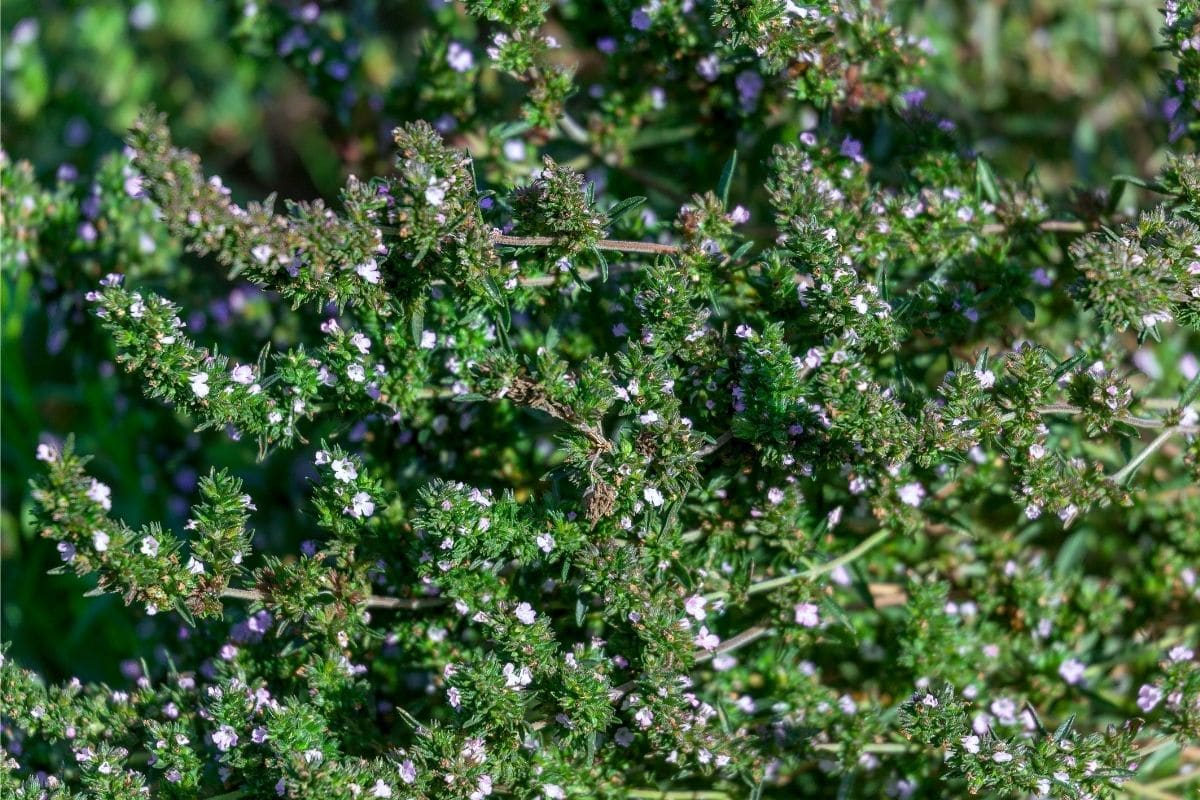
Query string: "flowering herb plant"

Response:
xmin=2 ymin=1 xmax=1199 ymax=799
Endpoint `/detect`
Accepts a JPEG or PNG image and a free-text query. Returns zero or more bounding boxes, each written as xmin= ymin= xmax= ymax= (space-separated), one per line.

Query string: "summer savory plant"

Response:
xmin=2 ymin=1 xmax=1199 ymax=799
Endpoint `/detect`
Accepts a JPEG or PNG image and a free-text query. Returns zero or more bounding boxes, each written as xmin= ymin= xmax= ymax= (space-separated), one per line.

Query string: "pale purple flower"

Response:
xmin=794 ymin=602 xmax=820 ymax=627
xmin=696 ymin=54 xmax=720 ymax=82
xmin=897 ymin=482 xmax=925 ymax=507
xmin=398 ymin=759 xmax=417 ymax=784
xmin=1137 ymin=684 xmax=1163 ymax=712
xmin=230 ymin=364 xmax=254 ymax=384
xmin=694 ymin=626 xmax=720 ymax=651
xmin=212 ymin=725 xmax=238 ymax=751
xmin=87 ymin=479 xmax=112 ymax=510
xmin=447 ymin=41 xmax=474 ymax=72
xmin=1058 ymin=658 xmax=1085 ymax=685
xmin=684 ymin=595 xmax=707 ymax=620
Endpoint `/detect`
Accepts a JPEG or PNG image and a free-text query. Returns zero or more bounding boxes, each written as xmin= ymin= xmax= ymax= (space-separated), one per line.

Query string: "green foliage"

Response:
xmin=2 ymin=1 xmax=1199 ymax=799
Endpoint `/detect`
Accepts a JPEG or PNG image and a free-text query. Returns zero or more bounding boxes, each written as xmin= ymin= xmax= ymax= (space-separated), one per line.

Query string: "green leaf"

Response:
xmin=1053 ymin=714 xmax=1076 ymax=742
xmin=975 ymin=157 xmax=1001 ymax=204
xmin=1052 ymin=352 xmax=1087 ymax=382
xmin=717 ymin=151 xmax=738 ymax=207
xmin=1180 ymin=372 xmax=1200 ymax=408
xmin=490 ymin=120 xmax=532 ymax=140
xmin=590 ymin=246 xmax=608 ymax=282
xmin=605 ymin=196 xmax=646 ymax=224
xmin=1015 ymin=297 xmax=1035 ymax=321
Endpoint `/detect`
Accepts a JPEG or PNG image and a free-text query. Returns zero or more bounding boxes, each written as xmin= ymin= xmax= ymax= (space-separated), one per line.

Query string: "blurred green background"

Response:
xmin=0 ymin=0 xmax=1179 ymax=684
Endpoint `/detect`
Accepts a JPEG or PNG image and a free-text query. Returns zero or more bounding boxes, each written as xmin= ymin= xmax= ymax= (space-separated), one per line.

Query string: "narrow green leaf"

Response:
xmin=976 ymin=157 xmax=1001 ymax=204
xmin=717 ymin=151 xmax=738 ymax=207
xmin=605 ymin=196 xmax=646 ymax=223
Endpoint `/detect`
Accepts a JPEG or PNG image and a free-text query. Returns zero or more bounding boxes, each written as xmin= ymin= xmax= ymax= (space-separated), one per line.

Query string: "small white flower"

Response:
xmin=87 ymin=479 xmax=112 ymax=510
xmin=535 ymin=533 xmax=555 ymax=553
xmin=960 ymin=735 xmax=980 ymax=754
xmin=634 ymin=707 xmax=654 ymax=728
xmin=347 ymin=363 xmax=366 ymax=383
xmin=425 ymin=182 xmax=447 ymax=207
xmin=36 ymin=443 xmax=58 ymax=462
xmin=230 ymin=364 xmax=254 ymax=384
xmin=643 ymin=486 xmax=665 ymax=507
xmin=357 ymin=259 xmax=381 ymax=284
xmin=189 ymin=372 xmax=210 ymax=398
xmin=897 ymin=482 xmax=926 ymax=507
xmin=348 ymin=492 xmax=375 ymax=519
xmin=420 ymin=330 xmax=437 ymax=349
xmin=991 ymin=751 xmax=1013 ymax=764
xmin=93 ymin=530 xmax=110 ymax=552
xmin=371 ymin=780 xmax=393 ymax=798
xmin=684 ymin=595 xmax=707 ymax=620
xmin=186 ymin=557 xmax=206 ymax=575
xmin=515 ymin=602 xmax=537 ymax=625
xmin=350 ymin=333 xmax=371 ymax=353
xmin=140 ymin=536 xmax=159 ymax=557
xmin=974 ymin=369 xmax=995 ymax=389
xmin=543 ymin=785 xmax=566 ymax=799
xmin=251 ymin=244 xmax=273 ymax=264
xmin=332 ymin=459 xmax=358 ymax=483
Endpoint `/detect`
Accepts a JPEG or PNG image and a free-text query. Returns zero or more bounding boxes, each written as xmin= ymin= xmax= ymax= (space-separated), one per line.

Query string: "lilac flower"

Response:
xmin=447 ymin=41 xmax=474 ymax=72
xmin=212 ymin=725 xmax=238 ymax=751
xmin=1137 ymin=684 xmax=1162 ymax=712
xmin=840 ymin=137 xmax=864 ymax=161
xmin=398 ymin=759 xmax=417 ymax=784
xmin=694 ymin=626 xmax=720 ymax=651
xmin=1058 ymin=658 xmax=1085 ymax=685
xmin=58 ymin=542 xmax=76 ymax=562
xmin=735 ymin=70 xmax=763 ymax=111
xmin=728 ymin=205 xmax=750 ymax=225
xmin=631 ymin=8 xmax=652 ymax=30
xmin=794 ymin=602 xmax=820 ymax=627
xmin=696 ymin=54 xmax=720 ymax=82
xmin=684 ymin=595 xmax=707 ymax=620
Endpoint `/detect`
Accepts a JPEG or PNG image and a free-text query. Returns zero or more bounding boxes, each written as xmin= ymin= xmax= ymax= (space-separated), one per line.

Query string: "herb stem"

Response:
xmin=705 ymin=528 xmax=890 ymax=601
xmin=1111 ymin=427 xmax=1179 ymax=485
xmin=220 ymin=587 xmax=445 ymax=610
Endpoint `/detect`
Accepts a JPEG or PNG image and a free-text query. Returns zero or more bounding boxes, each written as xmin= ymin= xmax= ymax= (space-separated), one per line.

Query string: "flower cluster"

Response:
xmin=3 ymin=2 xmax=1200 ymax=799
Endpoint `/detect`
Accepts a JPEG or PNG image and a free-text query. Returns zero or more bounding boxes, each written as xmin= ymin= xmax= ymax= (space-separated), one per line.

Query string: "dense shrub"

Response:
xmin=2 ymin=1 xmax=1198 ymax=798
